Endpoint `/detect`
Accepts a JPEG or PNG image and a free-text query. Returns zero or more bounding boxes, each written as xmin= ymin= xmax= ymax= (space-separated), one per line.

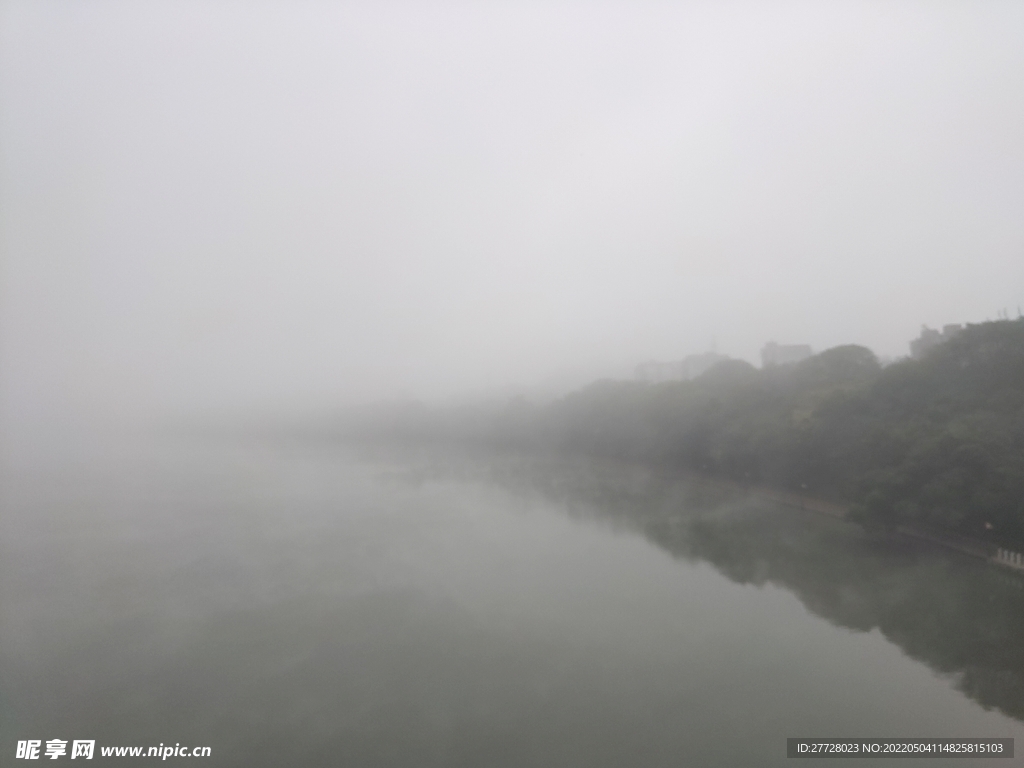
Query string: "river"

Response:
xmin=3 ymin=425 xmax=1023 ymax=766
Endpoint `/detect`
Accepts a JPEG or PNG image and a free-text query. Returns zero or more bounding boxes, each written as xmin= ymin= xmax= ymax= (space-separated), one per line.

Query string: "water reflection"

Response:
xmin=410 ymin=447 xmax=1024 ymax=724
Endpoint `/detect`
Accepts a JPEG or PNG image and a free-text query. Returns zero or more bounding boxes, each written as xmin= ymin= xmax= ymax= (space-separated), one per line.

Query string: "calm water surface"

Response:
xmin=3 ymin=427 xmax=1024 ymax=766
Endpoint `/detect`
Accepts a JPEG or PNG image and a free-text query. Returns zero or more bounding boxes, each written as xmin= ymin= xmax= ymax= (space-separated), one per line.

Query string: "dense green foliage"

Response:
xmin=544 ymin=319 xmax=1024 ymax=546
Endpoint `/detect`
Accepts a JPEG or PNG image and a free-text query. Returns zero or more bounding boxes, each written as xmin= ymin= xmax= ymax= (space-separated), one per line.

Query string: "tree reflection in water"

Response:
xmin=404 ymin=448 xmax=1024 ymax=724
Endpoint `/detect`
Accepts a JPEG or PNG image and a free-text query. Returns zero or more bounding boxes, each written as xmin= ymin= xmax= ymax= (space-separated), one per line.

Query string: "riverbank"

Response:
xmin=732 ymin=478 xmax=1024 ymax=575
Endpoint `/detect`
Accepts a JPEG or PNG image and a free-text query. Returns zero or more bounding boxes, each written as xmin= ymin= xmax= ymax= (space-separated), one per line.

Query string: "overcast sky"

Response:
xmin=2 ymin=0 xmax=1023 ymax=418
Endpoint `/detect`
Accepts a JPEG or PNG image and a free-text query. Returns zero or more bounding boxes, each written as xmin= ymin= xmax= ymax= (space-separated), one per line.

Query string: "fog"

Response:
xmin=5 ymin=7 xmax=1024 ymax=762
xmin=2 ymin=0 xmax=1023 ymax=422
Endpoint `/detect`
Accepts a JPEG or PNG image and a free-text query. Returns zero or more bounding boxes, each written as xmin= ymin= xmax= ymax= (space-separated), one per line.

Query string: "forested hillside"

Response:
xmin=542 ymin=319 xmax=1024 ymax=546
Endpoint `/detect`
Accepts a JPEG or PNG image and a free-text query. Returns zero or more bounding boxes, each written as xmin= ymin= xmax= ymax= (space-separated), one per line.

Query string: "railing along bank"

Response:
xmin=995 ymin=548 xmax=1024 ymax=571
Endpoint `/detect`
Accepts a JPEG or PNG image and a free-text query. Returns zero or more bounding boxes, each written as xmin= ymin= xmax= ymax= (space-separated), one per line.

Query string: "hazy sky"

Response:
xmin=2 ymin=0 xmax=1023 ymax=417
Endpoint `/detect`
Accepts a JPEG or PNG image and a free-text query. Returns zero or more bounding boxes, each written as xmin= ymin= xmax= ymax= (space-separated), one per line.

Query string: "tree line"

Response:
xmin=343 ymin=318 xmax=1024 ymax=548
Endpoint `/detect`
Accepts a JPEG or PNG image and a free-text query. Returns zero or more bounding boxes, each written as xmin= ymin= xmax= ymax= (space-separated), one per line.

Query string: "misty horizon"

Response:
xmin=2 ymin=1 xmax=1023 ymax=421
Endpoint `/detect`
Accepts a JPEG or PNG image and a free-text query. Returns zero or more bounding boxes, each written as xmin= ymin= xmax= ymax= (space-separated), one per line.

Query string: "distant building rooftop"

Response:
xmin=909 ymin=324 xmax=962 ymax=358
